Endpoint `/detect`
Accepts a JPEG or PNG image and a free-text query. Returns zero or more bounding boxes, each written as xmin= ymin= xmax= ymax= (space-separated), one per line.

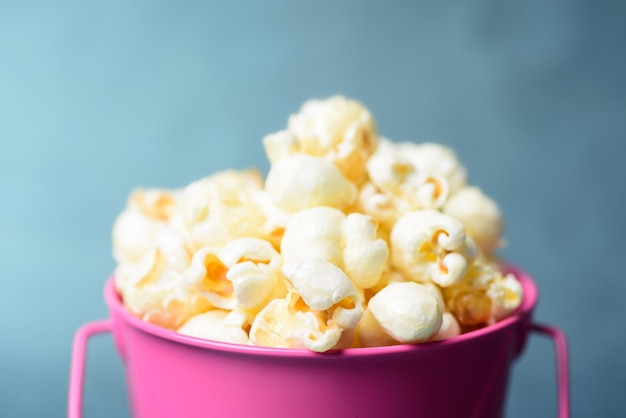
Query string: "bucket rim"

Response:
xmin=104 ymin=264 xmax=538 ymax=358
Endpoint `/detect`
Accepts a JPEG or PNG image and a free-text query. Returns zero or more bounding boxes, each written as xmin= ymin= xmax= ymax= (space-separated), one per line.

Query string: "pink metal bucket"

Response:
xmin=69 ymin=266 xmax=570 ymax=418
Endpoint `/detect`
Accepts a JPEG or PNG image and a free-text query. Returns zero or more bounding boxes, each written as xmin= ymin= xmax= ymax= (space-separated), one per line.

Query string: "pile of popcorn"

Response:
xmin=112 ymin=96 xmax=523 ymax=352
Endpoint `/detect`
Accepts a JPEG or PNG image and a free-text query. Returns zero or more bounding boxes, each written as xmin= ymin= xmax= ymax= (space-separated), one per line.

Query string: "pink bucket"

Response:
xmin=69 ymin=266 xmax=569 ymax=418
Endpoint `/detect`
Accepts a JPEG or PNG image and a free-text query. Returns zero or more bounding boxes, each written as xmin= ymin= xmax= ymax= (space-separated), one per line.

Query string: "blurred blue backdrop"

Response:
xmin=1 ymin=1 xmax=625 ymax=417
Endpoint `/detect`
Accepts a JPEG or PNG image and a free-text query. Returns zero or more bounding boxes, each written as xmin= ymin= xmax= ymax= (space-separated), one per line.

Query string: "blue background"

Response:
xmin=1 ymin=1 xmax=625 ymax=417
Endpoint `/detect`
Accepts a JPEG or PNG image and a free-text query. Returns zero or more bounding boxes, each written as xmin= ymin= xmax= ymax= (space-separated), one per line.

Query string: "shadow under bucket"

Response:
xmin=69 ymin=266 xmax=569 ymax=418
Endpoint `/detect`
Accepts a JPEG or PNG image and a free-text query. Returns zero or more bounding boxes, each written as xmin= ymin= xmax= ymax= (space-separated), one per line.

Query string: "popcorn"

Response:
xmin=282 ymin=258 xmax=363 ymax=328
xmin=356 ymin=183 xmax=402 ymax=236
xmin=396 ymin=142 xmax=467 ymax=194
xmin=262 ymin=130 xmax=300 ymax=164
xmin=422 ymin=282 xmax=445 ymax=308
xmin=249 ymin=188 xmax=292 ymax=248
xmin=152 ymin=224 xmax=192 ymax=273
xmin=443 ymin=261 xmax=523 ymax=326
xmin=420 ymin=282 xmax=462 ymax=341
xmin=281 ymin=207 xmax=388 ymax=289
xmin=178 ymin=309 xmax=250 ymax=345
xmin=249 ymin=297 xmax=343 ymax=352
xmin=112 ymin=188 xmax=178 ymax=265
xmin=357 ymin=282 xmax=442 ymax=347
xmin=342 ymin=212 xmax=389 ymax=289
xmin=390 ymin=209 xmax=477 ymax=287
xmin=185 ymin=237 xmax=286 ymax=313
xmin=114 ymin=222 xmax=191 ymax=295
xmin=356 ymin=139 xmax=458 ymax=245
xmin=112 ymin=209 xmax=162 ymax=265
xmin=250 ymin=258 xmax=363 ymax=352
xmin=430 ymin=312 xmax=462 ymax=341
xmin=264 ymin=95 xmax=378 ymax=185
xmin=265 ymin=154 xmax=357 ymax=213
xmin=362 ymin=268 xmax=407 ymax=304
xmin=120 ymin=249 xmax=211 ymax=329
xmin=183 ymin=247 xmax=233 ymax=309
xmin=170 ymin=169 xmax=270 ymax=250
xmin=220 ymin=237 xmax=287 ymax=310
xmin=280 ymin=206 xmax=345 ymax=267
xmin=487 ymin=273 xmax=523 ymax=322
xmin=443 ymin=186 xmax=503 ymax=254
xmin=110 ymin=95 xmax=523 ymax=352
xmin=128 ymin=188 xmax=177 ymax=221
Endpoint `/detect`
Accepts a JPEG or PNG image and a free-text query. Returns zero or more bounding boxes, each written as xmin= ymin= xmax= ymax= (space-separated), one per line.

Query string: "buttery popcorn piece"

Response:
xmin=421 ymin=282 xmax=462 ymax=341
xmin=128 ymin=188 xmax=177 ymax=221
xmin=281 ymin=207 xmax=388 ymax=289
xmin=112 ymin=187 xmax=178 ymax=265
xmin=170 ymin=169 xmax=269 ymax=250
xmin=265 ymin=154 xmax=357 ymax=213
xmin=443 ymin=186 xmax=504 ymax=254
xmin=184 ymin=238 xmax=286 ymax=313
xmin=443 ymin=261 xmax=523 ymax=326
xmin=264 ymin=95 xmax=378 ymax=185
xmin=220 ymin=237 xmax=287 ymax=310
xmin=357 ymin=281 xmax=443 ymax=347
xmin=281 ymin=206 xmax=344 ymax=265
xmin=112 ymin=209 xmax=162 ymax=265
xmin=282 ymin=258 xmax=363 ymax=330
xmin=178 ymin=309 xmax=250 ymax=345
xmin=249 ymin=297 xmax=343 ymax=352
xmin=429 ymin=312 xmax=462 ymax=341
xmin=390 ymin=209 xmax=477 ymax=287
xmin=360 ymin=139 xmax=450 ymax=219
xmin=249 ymin=258 xmax=363 ymax=352
xmin=249 ymin=188 xmax=292 ymax=248
xmin=120 ymin=249 xmax=211 ymax=329
xmin=487 ymin=271 xmax=523 ymax=322
xmin=342 ymin=213 xmax=389 ymax=289
xmin=114 ymin=223 xmax=191 ymax=296
xmin=398 ymin=142 xmax=467 ymax=194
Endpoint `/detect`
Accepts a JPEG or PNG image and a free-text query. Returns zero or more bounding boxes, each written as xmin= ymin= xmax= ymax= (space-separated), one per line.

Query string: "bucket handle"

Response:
xmin=68 ymin=319 xmax=112 ymax=418
xmin=530 ymin=323 xmax=570 ymax=418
